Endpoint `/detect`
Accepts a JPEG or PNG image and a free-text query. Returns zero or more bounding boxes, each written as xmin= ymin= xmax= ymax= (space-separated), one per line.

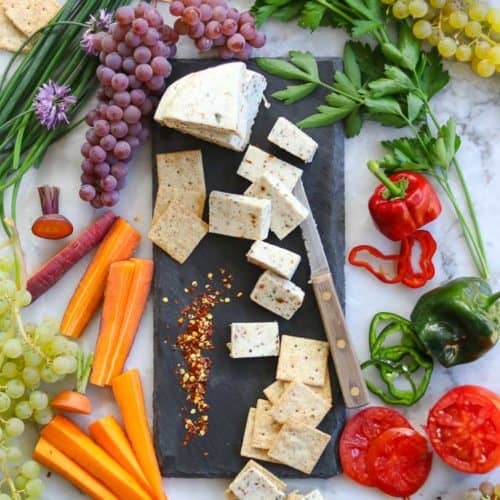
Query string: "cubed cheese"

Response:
xmin=238 ymin=145 xmax=303 ymax=191
xmin=250 ymin=271 xmax=305 ymax=320
xmin=246 ymin=241 xmax=301 ymax=279
xmin=268 ymin=117 xmax=318 ymax=163
xmin=229 ymin=322 xmax=280 ymax=358
xmin=245 ymin=173 xmax=308 ymax=240
xmin=209 ymin=191 xmax=271 ymax=240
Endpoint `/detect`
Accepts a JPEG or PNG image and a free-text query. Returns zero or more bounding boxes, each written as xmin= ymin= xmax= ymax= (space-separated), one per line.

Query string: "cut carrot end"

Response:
xmin=51 ymin=390 xmax=92 ymax=415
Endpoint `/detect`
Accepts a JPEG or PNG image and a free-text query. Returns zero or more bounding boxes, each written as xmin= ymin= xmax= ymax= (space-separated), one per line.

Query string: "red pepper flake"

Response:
xmin=174 ymin=269 xmax=234 ymax=446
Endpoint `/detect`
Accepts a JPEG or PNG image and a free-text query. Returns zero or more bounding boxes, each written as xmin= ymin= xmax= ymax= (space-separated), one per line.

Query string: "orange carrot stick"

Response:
xmin=41 ymin=415 xmax=150 ymax=500
xmin=105 ymin=258 xmax=154 ymax=384
xmin=90 ymin=261 xmax=137 ymax=387
xmin=112 ymin=369 xmax=166 ymax=500
xmin=61 ymin=218 xmax=141 ymax=339
xmin=51 ymin=390 xmax=92 ymax=415
xmin=89 ymin=416 xmax=153 ymax=496
xmin=33 ymin=437 xmax=119 ymax=500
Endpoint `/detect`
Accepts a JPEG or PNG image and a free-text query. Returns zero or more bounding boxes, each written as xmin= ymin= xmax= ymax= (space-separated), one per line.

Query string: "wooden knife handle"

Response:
xmin=312 ymin=271 xmax=369 ymax=408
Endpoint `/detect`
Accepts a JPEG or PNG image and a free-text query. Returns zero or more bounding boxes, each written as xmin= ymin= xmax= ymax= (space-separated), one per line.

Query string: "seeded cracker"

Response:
xmin=252 ymin=399 xmax=282 ymax=450
xmin=271 ymin=382 xmax=331 ymax=427
xmin=156 ymin=150 xmax=206 ymax=193
xmin=0 ymin=1 xmax=28 ymax=53
xmin=152 ymin=185 xmax=206 ymax=225
xmin=240 ymin=408 xmax=279 ymax=463
xmin=276 ymin=335 xmax=329 ymax=387
xmin=263 ymin=380 xmax=287 ymax=405
xmin=148 ymin=201 xmax=207 ymax=264
xmin=4 ymin=0 xmax=60 ymax=37
xmin=304 ymin=490 xmax=325 ymax=500
xmin=268 ymin=422 xmax=331 ymax=475
xmin=286 ymin=492 xmax=305 ymax=500
xmin=229 ymin=460 xmax=286 ymax=499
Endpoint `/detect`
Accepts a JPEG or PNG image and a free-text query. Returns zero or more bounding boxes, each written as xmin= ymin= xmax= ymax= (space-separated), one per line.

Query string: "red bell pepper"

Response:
xmin=367 ymin=161 xmax=442 ymax=241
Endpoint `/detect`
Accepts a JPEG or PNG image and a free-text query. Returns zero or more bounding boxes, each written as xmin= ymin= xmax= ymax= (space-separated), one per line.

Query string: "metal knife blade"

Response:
xmin=295 ymin=180 xmax=369 ymax=408
xmin=294 ymin=180 xmax=330 ymax=278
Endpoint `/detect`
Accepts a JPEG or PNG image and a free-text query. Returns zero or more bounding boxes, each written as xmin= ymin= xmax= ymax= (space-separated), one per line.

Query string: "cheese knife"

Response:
xmin=295 ymin=180 xmax=369 ymax=408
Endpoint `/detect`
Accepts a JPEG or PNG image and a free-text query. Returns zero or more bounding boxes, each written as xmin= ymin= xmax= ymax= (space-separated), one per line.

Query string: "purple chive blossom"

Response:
xmin=80 ymin=31 xmax=98 ymax=55
xmin=87 ymin=9 xmax=112 ymax=32
xmin=34 ymin=81 xmax=77 ymax=130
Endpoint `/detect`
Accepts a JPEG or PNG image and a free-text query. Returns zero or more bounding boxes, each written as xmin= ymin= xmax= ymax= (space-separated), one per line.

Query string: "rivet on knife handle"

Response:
xmin=312 ymin=272 xmax=369 ymax=408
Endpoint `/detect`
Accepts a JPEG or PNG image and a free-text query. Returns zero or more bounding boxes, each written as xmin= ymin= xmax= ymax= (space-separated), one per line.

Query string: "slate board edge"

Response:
xmin=152 ymin=58 xmax=346 ymax=479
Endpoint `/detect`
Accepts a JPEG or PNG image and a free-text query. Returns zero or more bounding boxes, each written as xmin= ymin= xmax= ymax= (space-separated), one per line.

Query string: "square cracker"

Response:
xmin=148 ymin=201 xmax=208 ymax=264
xmin=276 ymin=335 xmax=329 ymax=387
xmin=229 ymin=466 xmax=285 ymax=500
xmin=152 ymin=185 xmax=206 ymax=225
xmin=268 ymin=422 xmax=331 ymax=475
xmin=263 ymin=380 xmax=287 ymax=405
xmin=4 ymin=0 xmax=60 ymax=37
xmin=231 ymin=460 xmax=286 ymax=492
xmin=286 ymin=492 xmax=305 ymax=500
xmin=0 ymin=2 xmax=28 ymax=53
xmin=252 ymin=399 xmax=282 ymax=450
xmin=240 ymin=408 xmax=279 ymax=464
xmin=156 ymin=150 xmax=205 ymax=193
xmin=271 ymin=382 xmax=331 ymax=427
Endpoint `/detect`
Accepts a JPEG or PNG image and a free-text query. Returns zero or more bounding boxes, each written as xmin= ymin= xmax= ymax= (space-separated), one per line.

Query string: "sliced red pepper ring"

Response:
xmin=348 ymin=244 xmax=410 ymax=284
xmin=399 ymin=230 xmax=437 ymax=288
xmin=349 ymin=230 xmax=437 ymax=288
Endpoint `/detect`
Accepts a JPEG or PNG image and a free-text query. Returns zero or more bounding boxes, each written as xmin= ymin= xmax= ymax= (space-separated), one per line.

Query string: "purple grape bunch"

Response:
xmin=170 ymin=0 xmax=266 ymax=60
xmin=79 ymin=3 xmax=178 ymax=208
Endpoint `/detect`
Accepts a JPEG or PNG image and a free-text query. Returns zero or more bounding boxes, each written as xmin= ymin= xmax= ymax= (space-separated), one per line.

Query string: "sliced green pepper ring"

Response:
xmin=361 ymin=358 xmax=417 ymax=406
xmin=376 ymin=346 xmax=433 ymax=404
xmin=369 ymin=312 xmax=411 ymax=351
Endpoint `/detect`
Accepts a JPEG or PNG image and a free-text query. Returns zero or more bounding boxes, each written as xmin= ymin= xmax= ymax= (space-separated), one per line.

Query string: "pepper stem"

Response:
xmin=367 ymin=160 xmax=405 ymax=198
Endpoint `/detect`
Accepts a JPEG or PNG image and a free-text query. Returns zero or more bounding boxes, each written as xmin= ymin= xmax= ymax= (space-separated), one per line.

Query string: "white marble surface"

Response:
xmin=2 ymin=1 xmax=500 ymax=498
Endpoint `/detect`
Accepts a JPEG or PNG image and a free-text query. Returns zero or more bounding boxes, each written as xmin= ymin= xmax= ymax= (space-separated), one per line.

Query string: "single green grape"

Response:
xmin=465 ymin=20 xmax=483 ymax=38
xmin=413 ymin=19 xmax=433 ymax=39
xmin=449 ymin=10 xmax=468 ymax=28
xmin=15 ymin=290 xmax=31 ymax=308
xmin=24 ymin=350 xmax=42 ymax=367
xmin=456 ymin=44 xmax=473 ymax=61
xmin=487 ymin=46 xmax=500 ymax=64
xmin=64 ymin=340 xmax=79 ymax=357
xmin=0 ymin=493 xmax=11 ymax=500
xmin=0 ymin=391 xmax=11 ymax=412
xmin=14 ymin=474 xmax=27 ymax=489
xmin=1 ymin=361 xmax=18 ymax=379
xmin=476 ymin=58 xmax=496 ymax=76
xmin=0 ymin=299 xmax=8 ymax=315
xmin=25 ymin=478 xmax=44 ymax=496
xmin=486 ymin=7 xmax=500 ymax=26
xmin=474 ymin=40 xmax=491 ymax=59
xmin=34 ymin=408 xmax=53 ymax=425
xmin=5 ymin=417 xmax=25 ymax=437
xmin=409 ymin=0 xmax=428 ymax=17
xmin=393 ymin=0 xmax=410 ymax=18
xmin=0 ymin=255 xmax=14 ymax=272
xmin=29 ymin=391 xmax=49 ymax=411
xmin=15 ymin=400 xmax=33 ymax=420
xmin=6 ymin=445 xmax=22 ymax=462
xmin=469 ymin=2 xmax=488 ymax=21
xmin=5 ymin=379 xmax=25 ymax=399
xmin=430 ymin=0 xmax=445 ymax=7
xmin=3 ymin=338 xmax=23 ymax=359
xmin=21 ymin=460 xmax=41 ymax=480
xmin=438 ymin=36 xmax=457 ymax=57
xmin=0 ymin=279 xmax=17 ymax=298
xmin=22 ymin=367 xmax=41 ymax=388
xmin=40 ymin=366 xmax=59 ymax=384
xmin=48 ymin=336 xmax=68 ymax=356
xmin=52 ymin=355 xmax=77 ymax=375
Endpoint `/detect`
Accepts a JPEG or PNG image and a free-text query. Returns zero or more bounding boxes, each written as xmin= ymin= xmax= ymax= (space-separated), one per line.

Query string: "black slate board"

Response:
xmin=152 ymin=58 xmax=346 ymax=479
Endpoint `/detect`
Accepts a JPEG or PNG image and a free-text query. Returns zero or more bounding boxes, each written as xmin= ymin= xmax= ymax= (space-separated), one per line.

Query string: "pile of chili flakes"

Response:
xmin=166 ymin=269 xmax=241 ymax=446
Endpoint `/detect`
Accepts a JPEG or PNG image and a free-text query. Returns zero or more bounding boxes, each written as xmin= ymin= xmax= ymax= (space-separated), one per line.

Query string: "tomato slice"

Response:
xmin=366 ymin=427 xmax=433 ymax=497
xmin=426 ymin=385 xmax=500 ymax=474
xmin=339 ymin=406 xmax=412 ymax=486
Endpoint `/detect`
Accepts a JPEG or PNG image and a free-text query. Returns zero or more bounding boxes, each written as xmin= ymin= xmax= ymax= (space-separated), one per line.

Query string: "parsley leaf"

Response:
xmin=418 ymin=49 xmax=450 ymax=99
xmin=272 ymin=82 xmax=318 ymax=104
xmin=298 ymin=1 xmax=327 ymax=30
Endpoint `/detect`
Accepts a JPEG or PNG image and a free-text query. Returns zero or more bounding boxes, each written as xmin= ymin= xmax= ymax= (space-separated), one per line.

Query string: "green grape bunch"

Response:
xmin=0 ymin=254 xmax=80 ymax=500
xmin=465 ymin=481 xmax=500 ymax=499
xmin=382 ymin=0 xmax=500 ymax=77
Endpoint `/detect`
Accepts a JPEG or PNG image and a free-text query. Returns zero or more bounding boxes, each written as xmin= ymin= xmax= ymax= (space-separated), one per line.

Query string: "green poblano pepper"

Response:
xmin=411 ymin=277 xmax=500 ymax=367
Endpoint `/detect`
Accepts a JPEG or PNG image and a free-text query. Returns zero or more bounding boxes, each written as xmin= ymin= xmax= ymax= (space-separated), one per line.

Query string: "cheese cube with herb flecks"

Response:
xmin=246 ymin=240 xmax=301 ymax=279
xmin=268 ymin=117 xmax=318 ymax=163
xmin=230 ymin=322 xmax=280 ymax=358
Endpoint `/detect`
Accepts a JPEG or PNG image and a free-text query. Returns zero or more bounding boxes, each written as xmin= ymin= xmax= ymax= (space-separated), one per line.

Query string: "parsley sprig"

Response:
xmin=254 ymin=18 xmax=489 ymax=278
